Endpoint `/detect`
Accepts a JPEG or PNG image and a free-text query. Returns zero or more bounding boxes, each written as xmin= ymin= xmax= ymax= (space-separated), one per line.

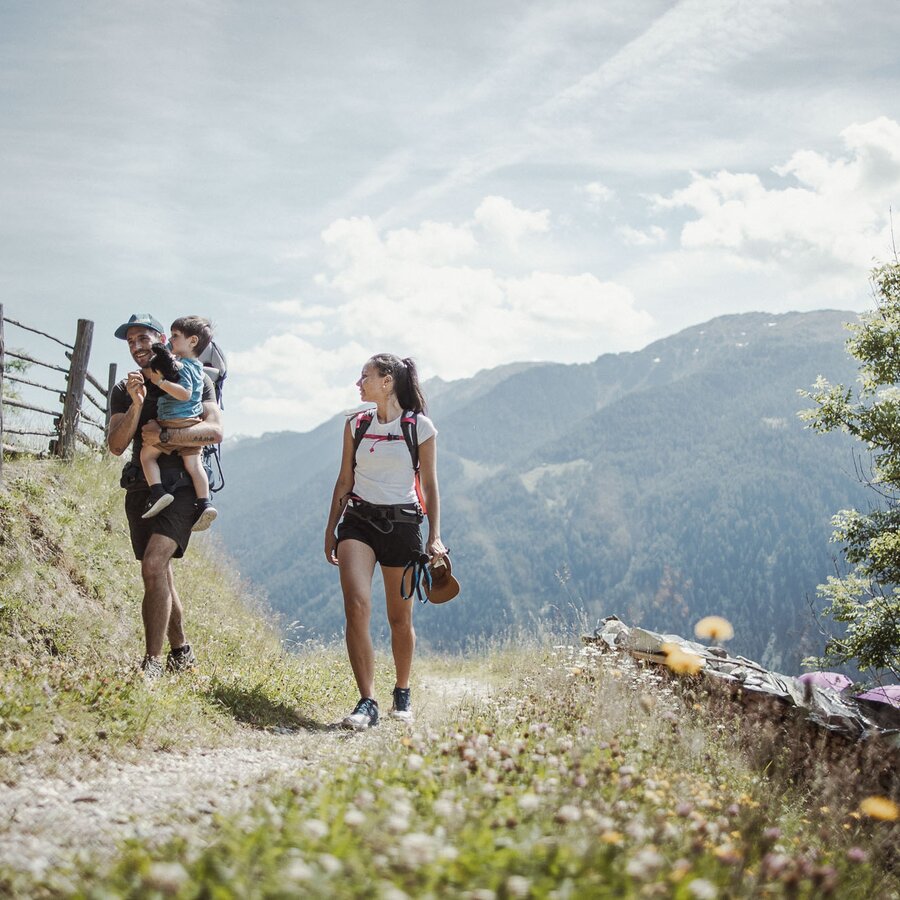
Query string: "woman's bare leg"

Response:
xmin=338 ymin=539 xmax=377 ymax=698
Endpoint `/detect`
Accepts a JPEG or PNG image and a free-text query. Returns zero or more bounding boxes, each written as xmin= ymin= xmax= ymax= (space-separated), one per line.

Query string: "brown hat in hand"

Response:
xmin=425 ymin=553 xmax=460 ymax=604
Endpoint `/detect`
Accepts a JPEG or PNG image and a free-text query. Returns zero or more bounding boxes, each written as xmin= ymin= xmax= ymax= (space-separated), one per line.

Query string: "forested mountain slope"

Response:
xmin=218 ymin=310 xmax=867 ymax=670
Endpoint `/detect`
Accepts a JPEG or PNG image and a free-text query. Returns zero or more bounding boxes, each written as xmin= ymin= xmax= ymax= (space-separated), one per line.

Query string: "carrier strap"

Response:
xmin=401 ymin=553 xmax=432 ymax=604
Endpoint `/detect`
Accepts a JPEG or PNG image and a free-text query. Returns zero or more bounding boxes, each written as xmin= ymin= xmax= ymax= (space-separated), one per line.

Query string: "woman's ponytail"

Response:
xmin=370 ymin=353 xmax=427 ymax=413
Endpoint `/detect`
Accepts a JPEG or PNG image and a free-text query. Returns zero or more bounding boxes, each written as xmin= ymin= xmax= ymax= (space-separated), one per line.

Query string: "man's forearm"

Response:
xmin=107 ymin=407 xmax=141 ymax=455
xmin=165 ymin=419 xmax=223 ymax=447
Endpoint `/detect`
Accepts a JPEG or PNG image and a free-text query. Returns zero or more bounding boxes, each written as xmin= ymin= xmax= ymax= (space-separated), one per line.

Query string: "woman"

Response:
xmin=324 ymin=353 xmax=446 ymax=729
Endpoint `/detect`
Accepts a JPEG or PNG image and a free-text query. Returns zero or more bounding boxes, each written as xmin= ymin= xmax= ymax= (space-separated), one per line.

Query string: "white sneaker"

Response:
xmin=342 ymin=697 xmax=379 ymax=730
xmin=389 ymin=687 xmax=413 ymax=722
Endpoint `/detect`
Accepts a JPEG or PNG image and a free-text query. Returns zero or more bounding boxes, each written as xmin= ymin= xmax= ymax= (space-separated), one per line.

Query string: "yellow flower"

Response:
xmin=694 ymin=616 xmax=734 ymax=642
xmin=662 ymin=642 xmax=705 ymax=675
xmin=859 ymin=796 xmax=899 ymax=822
xmin=600 ymin=830 xmax=623 ymax=845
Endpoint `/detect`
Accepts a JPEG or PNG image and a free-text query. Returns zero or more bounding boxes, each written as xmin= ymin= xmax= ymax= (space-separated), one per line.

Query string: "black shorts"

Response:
xmin=337 ymin=512 xmax=423 ymax=568
xmin=125 ymin=487 xmax=197 ymax=560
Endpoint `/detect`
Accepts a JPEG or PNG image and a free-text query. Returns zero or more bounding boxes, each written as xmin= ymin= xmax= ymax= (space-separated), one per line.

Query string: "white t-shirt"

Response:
xmin=352 ymin=411 xmax=437 ymax=506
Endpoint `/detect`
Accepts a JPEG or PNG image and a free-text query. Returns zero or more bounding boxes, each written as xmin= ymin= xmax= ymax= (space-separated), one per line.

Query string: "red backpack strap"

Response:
xmin=400 ymin=411 xmax=427 ymax=514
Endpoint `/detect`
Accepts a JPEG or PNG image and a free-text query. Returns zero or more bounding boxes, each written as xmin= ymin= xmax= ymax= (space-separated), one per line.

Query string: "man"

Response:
xmin=107 ymin=313 xmax=223 ymax=679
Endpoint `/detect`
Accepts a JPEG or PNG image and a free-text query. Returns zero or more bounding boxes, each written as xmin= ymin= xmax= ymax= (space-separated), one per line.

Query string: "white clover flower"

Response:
xmin=433 ymin=798 xmax=454 ymax=818
xmin=518 ymin=793 xmax=541 ymax=812
xmin=688 ymin=878 xmax=718 ymax=899
xmin=318 ymin=854 xmax=342 ymax=876
xmin=144 ymin=862 xmax=188 ymax=893
xmin=344 ymin=808 xmax=365 ymax=828
xmin=302 ymin=819 xmax=328 ymax=840
xmin=407 ymin=753 xmax=424 ymax=771
xmin=282 ymin=859 xmax=314 ymax=882
xmin=625 ymin=847 xmax=664 ymax=880
xmin=386 ymin=814 xmax=410 ymax=834
xmin=399 ymin=832 xmax=437 ymax=868
xmin=505 ymin=875 xmax=531 ymax=898
xmin=555 ymin=804 xmax=582 ymax=824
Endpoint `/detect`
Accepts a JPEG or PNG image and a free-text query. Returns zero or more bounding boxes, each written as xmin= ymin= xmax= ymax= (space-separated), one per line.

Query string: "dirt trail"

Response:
xmin=0 ymin=673 xmax=494 ymax=879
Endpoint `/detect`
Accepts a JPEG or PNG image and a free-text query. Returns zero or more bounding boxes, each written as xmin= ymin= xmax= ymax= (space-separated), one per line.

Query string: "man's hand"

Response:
xmin=126 ymin=370 xmax=147 ymax=406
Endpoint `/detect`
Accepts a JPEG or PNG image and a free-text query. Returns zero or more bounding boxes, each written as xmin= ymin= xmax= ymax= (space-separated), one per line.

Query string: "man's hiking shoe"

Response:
xmin=166 ymin=643 xmax=196 ymax=673
xmin=389 ymin=687 xmax=413 ymax=723
xmin=341 ymin=697 xmax=379 ymax=730
xmin=192 ymin=500 xmax=218 ymax=532
xmin=140 ymin=655 xmax=164 ymax=681
xmin=142 ymin=492 xmax=174 ymax=519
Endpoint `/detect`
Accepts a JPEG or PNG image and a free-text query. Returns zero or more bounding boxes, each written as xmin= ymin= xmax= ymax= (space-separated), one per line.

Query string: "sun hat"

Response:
xmin=425 ymin=553 xmax=460 ymax=604
xmin=114 ymin=313 xmax=165 ymax=340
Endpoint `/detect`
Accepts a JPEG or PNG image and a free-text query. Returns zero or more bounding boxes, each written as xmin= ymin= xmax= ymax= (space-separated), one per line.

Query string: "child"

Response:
xmin=140 ymin=316 xmax=218 ymax=532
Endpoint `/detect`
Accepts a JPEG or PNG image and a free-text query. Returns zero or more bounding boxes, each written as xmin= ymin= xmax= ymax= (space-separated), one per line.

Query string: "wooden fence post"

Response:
xmin=105 ymin=362 xmax=118 ymax=436
xmin=56 ymin=318 xmax=93 ymax=459
xmin=0 ymin=303 xmax=5 ymax=482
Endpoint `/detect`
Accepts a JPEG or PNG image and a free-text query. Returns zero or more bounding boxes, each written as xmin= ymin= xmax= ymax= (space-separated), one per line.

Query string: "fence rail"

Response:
xmin=0 ymin=304 xmax=117 ymax=481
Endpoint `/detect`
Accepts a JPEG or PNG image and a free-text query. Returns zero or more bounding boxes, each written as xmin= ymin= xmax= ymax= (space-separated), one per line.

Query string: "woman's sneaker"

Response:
xmin=389 ymin=687 xmax=413 ymax=722
xmin=342 ymin=697 xmax=379 ymax=730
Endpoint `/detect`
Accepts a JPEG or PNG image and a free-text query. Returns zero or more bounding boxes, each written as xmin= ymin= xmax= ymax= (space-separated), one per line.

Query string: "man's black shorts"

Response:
xmin=125 ymin=487 xmax=196 ymax=560
xmin=337 ymin=513 xmax=423 ymax=567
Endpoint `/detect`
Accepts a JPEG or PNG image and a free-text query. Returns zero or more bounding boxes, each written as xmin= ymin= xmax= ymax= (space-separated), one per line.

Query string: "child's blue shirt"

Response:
xmin=157 ymin=357 xmax=204 ymax=419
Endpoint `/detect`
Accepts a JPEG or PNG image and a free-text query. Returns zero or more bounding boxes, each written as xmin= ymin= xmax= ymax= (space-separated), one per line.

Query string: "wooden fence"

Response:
xmin=0 ymin=304 xmax=117 ymax=481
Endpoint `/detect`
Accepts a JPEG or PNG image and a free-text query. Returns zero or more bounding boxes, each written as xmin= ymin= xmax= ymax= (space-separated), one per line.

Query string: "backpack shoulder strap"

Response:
xmin=400 ymin=411 xmax=419 ymax=472
xmin=351 ymin=410 xmax=375 ymax=469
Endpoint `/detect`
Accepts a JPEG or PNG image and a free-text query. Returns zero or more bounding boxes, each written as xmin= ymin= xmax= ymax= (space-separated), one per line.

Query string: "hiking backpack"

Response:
xmin=199 ymin=340 xmax=227 ymax=493
xmin=351 ymin=409 xmax=425 ymax=512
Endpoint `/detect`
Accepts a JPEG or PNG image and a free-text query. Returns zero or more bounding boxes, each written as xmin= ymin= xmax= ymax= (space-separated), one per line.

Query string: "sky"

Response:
xmin=3 ymin=0 xmax=900 ymax=437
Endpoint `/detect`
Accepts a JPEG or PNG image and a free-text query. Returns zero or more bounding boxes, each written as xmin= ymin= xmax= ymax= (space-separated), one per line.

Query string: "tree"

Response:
xmin=801 ymin=261 xmax=900 ymax=678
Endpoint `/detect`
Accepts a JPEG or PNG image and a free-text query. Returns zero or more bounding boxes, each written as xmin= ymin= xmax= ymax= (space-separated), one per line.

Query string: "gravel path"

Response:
xmin=0 ymin=674 xmax=492 ymax=880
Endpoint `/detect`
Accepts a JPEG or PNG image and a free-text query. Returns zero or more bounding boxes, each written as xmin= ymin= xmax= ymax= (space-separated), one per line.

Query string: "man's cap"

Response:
xmin=114 ymin=313 xmax=165 ymax=340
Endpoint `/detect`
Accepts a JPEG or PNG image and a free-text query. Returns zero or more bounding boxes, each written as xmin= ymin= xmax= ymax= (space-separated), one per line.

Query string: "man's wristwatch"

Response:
xmin=159 ymin=428 xmax=170 ymax=444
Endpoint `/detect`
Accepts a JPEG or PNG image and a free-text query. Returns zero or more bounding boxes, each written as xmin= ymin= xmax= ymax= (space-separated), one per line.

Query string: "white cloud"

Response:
xmin=473 ymin=195 xmax=550 ymax=249
xmin=618 ymin=224 xmax=666 ymax=246
xmin=585 ymin=181 xmax=614 ymax=205
xmin=317 ymin=199 xmax=652 ymax=380
xmin=228 ymin=196 xmax=654 ymax=431
xmin=656 ymin=117 xmax=900 ymax=268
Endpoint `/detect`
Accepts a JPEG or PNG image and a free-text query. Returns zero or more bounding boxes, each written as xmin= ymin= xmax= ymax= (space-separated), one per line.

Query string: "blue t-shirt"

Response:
xmin=157 ymin=357 xmax=204 ymax=420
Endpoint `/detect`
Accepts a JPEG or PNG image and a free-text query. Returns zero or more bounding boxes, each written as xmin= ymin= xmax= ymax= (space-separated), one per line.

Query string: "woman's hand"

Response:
xmin=427 ymin=536 xmax=447 ymax=560
xmin=324 ymin=532 xmax=339 ymax=566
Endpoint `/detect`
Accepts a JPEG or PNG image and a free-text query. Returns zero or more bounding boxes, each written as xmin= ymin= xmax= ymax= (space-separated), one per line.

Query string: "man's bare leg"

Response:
xmin=140 ymin=534 xmax=178 ymax=657
xmin=166 ymin=561 xmax=187 ymax=650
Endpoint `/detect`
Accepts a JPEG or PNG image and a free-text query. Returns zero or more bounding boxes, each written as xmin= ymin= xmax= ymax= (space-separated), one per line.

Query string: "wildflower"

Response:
xmin=143 ymin=862 xmax=188 ymax=893
xmin=694 ymin=616 xmax=734 ymax=642
xmin=302 ymin=819 xmax=328 ymax=840
xmin=505 ymin=875 xmax=531 ymax=898
xmin=847 ymin=847 xmax=868 ymax=863
xmin=518 ymin=793 xmax=541 ymax=812
xmin=687 ymin=879 xmax=718 ymax=899
xmin=282 ymin=859 xmax=314 ymax=882
xmin=859 ymin=795 xmax=899 ymax=821
xmin=555 ymin=804 xmax=581 ymax=824
xmin=318 ymin=854 xmax=342 ymax=875
xmin=662 ymin=643 xmax=705 ymax=675
xmin=398 ymin=832 xmax=437 ymax=868
xmin=407 ymin=753 xmax=424 ymax=771
xmin=343 ymin=808 xmax=365 ymax=828
xmin=599 ymin=830 xmax=623 ymax=845
xmin=625 ymin=847 xmax=665 ymax=880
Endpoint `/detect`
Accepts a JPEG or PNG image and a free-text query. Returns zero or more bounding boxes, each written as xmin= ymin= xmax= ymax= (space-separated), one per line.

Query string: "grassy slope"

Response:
xmin=0 ymin=456 xmax=897 ymax=898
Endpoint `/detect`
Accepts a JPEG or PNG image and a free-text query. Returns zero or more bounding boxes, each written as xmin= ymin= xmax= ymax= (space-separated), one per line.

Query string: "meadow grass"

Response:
xmin=0 ymin=456 xmax=897 ymax=898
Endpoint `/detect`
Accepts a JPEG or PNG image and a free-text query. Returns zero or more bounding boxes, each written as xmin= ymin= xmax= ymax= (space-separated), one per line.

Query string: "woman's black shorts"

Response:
xmin=337 ymin=511 xmax=423 ymax=567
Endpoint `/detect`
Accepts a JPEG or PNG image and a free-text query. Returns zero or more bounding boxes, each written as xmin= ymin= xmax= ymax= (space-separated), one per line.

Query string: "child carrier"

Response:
xmin=199 ymin=340 xmax=227 ymax=493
